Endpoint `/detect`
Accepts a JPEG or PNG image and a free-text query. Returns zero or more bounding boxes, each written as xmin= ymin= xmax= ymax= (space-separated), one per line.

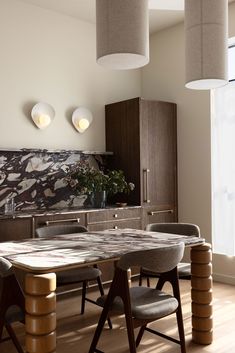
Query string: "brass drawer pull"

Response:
xmin=113 ymin=226 xmax=118 ymax=229
xmin=45 ymin=218 xmax=80 ymax=226
xmin=113 ymin=214 xmax=118 ymax=218
xmin=148 ymin=209 xmax=174 ymax=216
xmin=143 ymin=169 xmax=150 ymax=203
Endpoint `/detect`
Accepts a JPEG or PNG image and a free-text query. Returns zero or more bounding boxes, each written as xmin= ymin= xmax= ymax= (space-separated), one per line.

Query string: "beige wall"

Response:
xmin=142 ymin=2 xmax=235 ymax=283
xmin=0 ymin=0 xmax=141 ymax=151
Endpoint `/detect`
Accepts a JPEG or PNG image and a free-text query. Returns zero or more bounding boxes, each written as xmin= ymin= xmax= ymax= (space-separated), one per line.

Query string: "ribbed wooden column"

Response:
xmin=25 ymin=273 xmax=57 ymax=353
xmin=191 ymin=243 xmax=213 ymax=344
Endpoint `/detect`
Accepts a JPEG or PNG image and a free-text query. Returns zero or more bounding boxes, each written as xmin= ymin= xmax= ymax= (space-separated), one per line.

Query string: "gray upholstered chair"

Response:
xmin=88 ymin=243 xmax=186 ymax=353
xmin=0 ymin=257 xmax=25 ymax=353
xmin=139 ymin=223 xmax=200 ymax=286
xmin=35 ymin=224 xmax=111 ymax=327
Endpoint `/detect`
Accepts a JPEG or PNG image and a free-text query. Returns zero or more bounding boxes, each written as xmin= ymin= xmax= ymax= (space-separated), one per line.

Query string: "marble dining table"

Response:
xmin=0 ymin=228 xmax=212 ymax=353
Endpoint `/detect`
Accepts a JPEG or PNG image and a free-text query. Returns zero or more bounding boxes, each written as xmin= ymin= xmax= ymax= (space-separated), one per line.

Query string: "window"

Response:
xmin=228 ymin=45 xmax=235 ymax=82
xmin=212 ymin=38 xmax=235 ymax=256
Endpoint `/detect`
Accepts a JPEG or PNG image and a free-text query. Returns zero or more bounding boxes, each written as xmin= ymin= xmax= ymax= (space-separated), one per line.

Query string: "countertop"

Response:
xmin=0 ymin=205 xmax=141 ymax=220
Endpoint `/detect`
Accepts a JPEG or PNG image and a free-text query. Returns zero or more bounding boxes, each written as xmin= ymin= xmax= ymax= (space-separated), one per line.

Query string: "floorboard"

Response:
xmin=1 ymin=280 xmax=234 ymax=353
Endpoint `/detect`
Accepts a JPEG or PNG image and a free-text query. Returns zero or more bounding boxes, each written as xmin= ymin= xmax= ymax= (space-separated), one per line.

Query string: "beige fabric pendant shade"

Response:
xmin=96 ymin=0 xmax=149 ymax=70
xmin=185 ymin=0 xmax=228 ymax=90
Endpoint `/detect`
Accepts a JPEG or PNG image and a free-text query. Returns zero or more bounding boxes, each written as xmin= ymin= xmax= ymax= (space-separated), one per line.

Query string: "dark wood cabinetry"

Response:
xmin=33 ymin=212 xmax=87 ymax=236
xmin=142 ymin=205 xmax=177 ymax=227
xmin=106 ymin=97 xmax=178 ymax=228
xmin=0 ymin=216 xmax=32 ymax=241
xmin=87 ymin=207 xmax=141 ymax=231
xmin=0 ymin=206 xmax=141 ymax=285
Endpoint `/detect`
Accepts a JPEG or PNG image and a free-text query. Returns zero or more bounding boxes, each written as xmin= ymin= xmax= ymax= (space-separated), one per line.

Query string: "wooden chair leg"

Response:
xmin=96 ymin=275 xmax=113 ymax=330
xmin=89 ymin=267 xmax=133 ymax=353
xmin=125 ymin=314 xmax=137 ymax=353
xmin=88 ymin=278 xmax=118 ymax=353
xmin=96 ymin=275 xmax=104 ymax=296
xmin=155 ymin=276 xmax=165 ymax=291
xmin=139 ymin=272 xmax=142 ymax=286
xmin=155 ymin=268 xmax=186 ymax=353
xmin=0 ymin=315 xmax=5 ymax=340
xmin=172 ymin=277 xmax=186 ymax=353
xmin=5 ymin=324 xmax=24 ymax=353
xmin=147 ymin=277 xmax=150 ymax=287
xmin=81 ymin=281 xmax=87 ymax=315
xmin=176 ymin=307 xmax=186 ymax=353
xmin=136 ymin=324 xmax=146 ymax=347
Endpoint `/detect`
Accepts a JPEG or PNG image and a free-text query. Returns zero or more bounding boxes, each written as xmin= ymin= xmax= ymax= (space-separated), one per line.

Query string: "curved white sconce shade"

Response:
xmin=185 ymin=0 xmax=228 ymax=90
xmin=31 ymin=102 xmax=55 ymax=129
xmin=72 ymin=107 xmax=93 ymax=133
xmin=96 ymin=0 xmax=149 ymax=70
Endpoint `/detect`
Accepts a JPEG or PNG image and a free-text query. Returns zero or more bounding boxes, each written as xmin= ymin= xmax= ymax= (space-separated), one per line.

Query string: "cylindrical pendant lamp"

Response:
xmin=185 ymin=0 xmax=228 ymax=90
xmin=96 ymin=0 xmax=149 ymax=70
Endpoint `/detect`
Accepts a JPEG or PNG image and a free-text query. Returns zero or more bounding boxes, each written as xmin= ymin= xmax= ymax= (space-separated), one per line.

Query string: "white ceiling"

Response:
xmin=17 ymin=0 xmax=185 ymax=34
xmin=17 ymin=0 xmax=234 ymax=34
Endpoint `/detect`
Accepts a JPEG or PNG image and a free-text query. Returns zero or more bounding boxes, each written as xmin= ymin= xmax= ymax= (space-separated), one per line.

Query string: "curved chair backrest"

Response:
xmin=117 ymin=243 xmax=185 ymax=273
xmin=0 ymin=257 xmax=25 ymax=320
xmin=146 ymin=223 xmax=200 ymax=237
xmin=35 ymin=224 xmax=88 ymax=238
xmin=0 ymin=257 xmax=14 ymax=278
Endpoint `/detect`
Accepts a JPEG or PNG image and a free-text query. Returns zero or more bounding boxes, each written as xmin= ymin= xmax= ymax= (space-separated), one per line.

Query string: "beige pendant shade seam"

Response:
xmin=186 ymin=23 xmax=227 ymax=30
xmin=185 ymin=0 xmax=228 ymax=90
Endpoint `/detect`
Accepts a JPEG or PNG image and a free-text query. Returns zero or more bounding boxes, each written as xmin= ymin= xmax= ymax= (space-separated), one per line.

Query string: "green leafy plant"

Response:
xmin=65 ymin=161 xmax=135 ymax=196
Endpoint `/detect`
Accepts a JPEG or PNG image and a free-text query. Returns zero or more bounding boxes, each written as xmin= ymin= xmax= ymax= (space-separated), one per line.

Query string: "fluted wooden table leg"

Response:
xmin=191 ymin=243 xmax=213 ymax=344
xmin=25 ymin=273 xmax=57 ymax=353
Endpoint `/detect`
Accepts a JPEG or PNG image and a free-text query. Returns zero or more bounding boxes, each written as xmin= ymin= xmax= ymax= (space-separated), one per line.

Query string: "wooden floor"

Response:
xmin=1 ymin=280 xmax=235 ymax=353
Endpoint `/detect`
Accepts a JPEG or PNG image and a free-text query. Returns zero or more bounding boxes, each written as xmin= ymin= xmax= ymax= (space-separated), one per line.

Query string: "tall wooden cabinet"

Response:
xmin=105 ymin=97 xmax=178 ymax=228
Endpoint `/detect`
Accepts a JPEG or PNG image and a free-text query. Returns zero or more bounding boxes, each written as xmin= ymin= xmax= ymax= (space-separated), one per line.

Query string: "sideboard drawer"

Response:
xmin=87 ymin=207 xmax=141 ymax=224
xmin=33 ymin=212 xmax=86 ymax=235
xmin=87 ymin=218 xmax=142 ymax=232
xmin=142 ymin=205 xmax=177 ymax=229
xmin=0 ymin=217 xmax=32 ymax=241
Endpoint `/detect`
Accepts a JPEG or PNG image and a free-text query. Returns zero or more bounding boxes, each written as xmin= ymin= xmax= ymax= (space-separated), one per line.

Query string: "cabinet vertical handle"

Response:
xmin=143 ymin=169 xmax=150 ymax=203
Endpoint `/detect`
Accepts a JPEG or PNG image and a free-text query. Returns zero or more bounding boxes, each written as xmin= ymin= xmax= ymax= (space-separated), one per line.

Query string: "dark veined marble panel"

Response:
xmin=0 ymin=149 xmax=108 ymax=212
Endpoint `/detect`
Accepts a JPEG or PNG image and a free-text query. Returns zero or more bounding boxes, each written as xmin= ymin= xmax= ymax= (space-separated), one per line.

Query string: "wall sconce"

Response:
xmin=72 ymin=107 xmax=93 ymax=133
xmin=31 ymin=102 xmax=55 ymax=129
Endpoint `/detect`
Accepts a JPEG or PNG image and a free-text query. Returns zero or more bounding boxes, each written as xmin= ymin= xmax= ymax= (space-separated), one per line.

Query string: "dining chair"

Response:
xmin=88 ymin=242 xmax=186 ymax=353
xmin=0 ymin=257 xmax=25 ymax=353
xmin=35 ymin=224 xmax=112 ymax=328
xmin=139 ymin=223 xmax=200 ymax=286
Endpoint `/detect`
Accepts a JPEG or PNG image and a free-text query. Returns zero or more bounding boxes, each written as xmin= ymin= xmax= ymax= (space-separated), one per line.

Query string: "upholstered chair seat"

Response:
xmin=89 ymin=243 xmax=186 ymax=353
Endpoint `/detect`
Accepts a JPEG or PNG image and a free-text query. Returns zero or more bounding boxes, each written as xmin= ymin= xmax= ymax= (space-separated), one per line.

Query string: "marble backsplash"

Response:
xmin=0 ymin=149 xmax=108 ymax=212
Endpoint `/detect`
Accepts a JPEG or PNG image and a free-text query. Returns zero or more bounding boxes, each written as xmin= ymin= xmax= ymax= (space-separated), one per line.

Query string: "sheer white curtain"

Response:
xmin=212 ymin=83 xmax=235 ymax=256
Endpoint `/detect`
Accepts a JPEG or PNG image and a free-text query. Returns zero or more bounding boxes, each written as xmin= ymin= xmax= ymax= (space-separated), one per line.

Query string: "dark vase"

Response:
xmin=85 ymin=191 xmax=107 ymax=208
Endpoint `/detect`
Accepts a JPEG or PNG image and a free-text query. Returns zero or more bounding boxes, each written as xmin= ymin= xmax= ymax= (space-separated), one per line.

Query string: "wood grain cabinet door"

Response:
xmin=0 ymin=217 xmax=32 ymax=241
xmin=140 ymin=100 xmax=177 ymax=207
xmin=105 ymin=98 xmax=141 ymax=205
xmin=106 ymin=97 xmax=178 ymax=218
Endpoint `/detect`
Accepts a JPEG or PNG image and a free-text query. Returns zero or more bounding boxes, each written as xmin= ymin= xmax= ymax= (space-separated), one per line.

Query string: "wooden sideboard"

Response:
xmin=0 ymin=207 xmax=142 ymax=239
xmin=0 ymin=206 xmax=141 ymax=285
